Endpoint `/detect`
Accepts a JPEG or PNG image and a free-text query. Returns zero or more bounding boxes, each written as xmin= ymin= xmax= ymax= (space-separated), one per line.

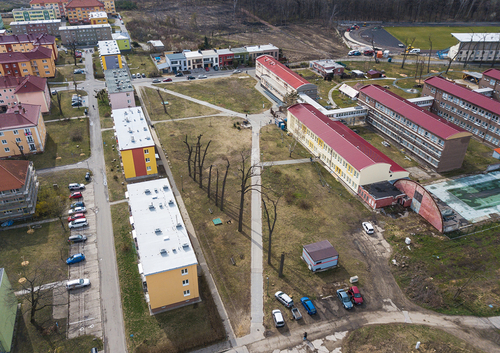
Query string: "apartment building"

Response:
xmin=0 ymin=269 xmax=17 ymax=353
xmin=66 ymin=0 xmax=105 ymax=24
xmin=0 ymin=34 xmax=58 ymax=62
xmin=98 ymin=40 xmax=122 ymax=70
xmin=256 ymin=55 xmax=317 ymax=103
xmin=104 ymin=68 xmax=134 ymax=110
xmin=112 ymin=33 xmax=131 ymax=52
xmin=0 ymin=160 xmax=39 ymax=222
xmin=217 ymin=48 xmax=233 ymax=67
xmin=0 ymin=104 xmax=47 ymax=158
xmin=112 ymin=107 xmax=157 ymax=180
xmin=100 ymin=0 xmax=116 ymax=15
xmin=287 ymin=103 xmax=409 ymax=196
xmin=127 ymin=178 xmax=200 ymax=314
xmin=423 ymin=75 xmax=500 ymax=149
xmin=164 ymin=53 xmax=187 ymax=74
xmin=29 ymin=0 xmax=67 ymax=18
xmin=200 ymin=49 xmax=218 ymax=68
xmin=448 ymin=33 xmax=500 ymax=63
xmin=13 ymin=7 xmax=56 ymax=22
xmin=184 ymin=51 xmax=203 ymax=70
xmin=10 ymin=20 xmax=61 ymax=37
xmin=89 ymin=11 xmax=108 ymax=25
xmin=0 ymin=46 xmax=56 ymax=78
xmin=59 ymin=24 xmax=112 ymax=46
xmin=478 ymin=68 xmax=500 ymax=101
xmin=310 ymin=59 xmax=345 ymax=78
xmin=359 ymin=84 xmax=472 ymax=172
xmin=245 ymin=43 xmax=279 ymax=61
xmin=0 ymin=75 xmax=50 ymax=112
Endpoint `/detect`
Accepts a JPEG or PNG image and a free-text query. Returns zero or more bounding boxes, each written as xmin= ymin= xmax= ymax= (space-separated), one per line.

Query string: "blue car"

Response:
xmin=66 ymin=253 xmax=85 ymax=265
xmin=70 ymin=201 xmax=85 ymax=209
xmin=300 ymin=297 xmax=317 ymax=315
xmin=337 ymin=289 xmax=353 ymax=310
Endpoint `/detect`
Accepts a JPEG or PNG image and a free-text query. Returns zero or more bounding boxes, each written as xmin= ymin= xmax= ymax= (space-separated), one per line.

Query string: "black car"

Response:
xmin=68 ymin=234 xmax=87 ymax=243
xmin=175 ymin=72 xmax=183 ymax=77
xmin=85 ymin=172 xmax=91 ymax=181
xmin=71 ymin=101 xmax=82 ymax=107
xmin=187 ymin=76 xmax=196 ymax=80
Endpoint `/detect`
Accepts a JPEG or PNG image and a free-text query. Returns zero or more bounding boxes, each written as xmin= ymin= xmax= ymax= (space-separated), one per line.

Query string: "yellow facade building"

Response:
xmin=65 ymin=0 xmax=104 ymax=24
xmin=89 ymin=11 xmax=108 ymax=24
xmin=112 ymin=107 xmax=157 ymax=180
xmin=98 ymin=40 xmax=123 ymax=70
xmin=127 ymin=179 xmax=200 ymax=314
xmin=0 ymin=104 xmax=46 ymax=158
xmin=0 ymin=33 xmax=58 ymax=61
xmin=101 ymin=0 xmax=116 ymax=15
xmin=0 ymin=47 xmax=56 ymax=78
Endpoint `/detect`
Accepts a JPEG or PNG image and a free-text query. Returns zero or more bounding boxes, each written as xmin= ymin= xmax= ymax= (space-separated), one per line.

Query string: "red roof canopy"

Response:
xmin=15 ymin=76 xmax=47 ymax=94
xmin=0 ymin=104 xmax=41 ymax=130
xmin=0 ymin=160 xmax=30 ymax=192
xmin=66 ymin=0 xmax=104 ymax=8
xmin=425 ymin=75 xmax=500 ymax=117
xmin=482 ymin=68 xmax=500 ymax=81
xmin=288 ymin=103 xmax=406 ymax=173
xmin=256 ymin=55 xmax=311 ymax=89
xmin=361 ymin=84 xmax=468 ymax=140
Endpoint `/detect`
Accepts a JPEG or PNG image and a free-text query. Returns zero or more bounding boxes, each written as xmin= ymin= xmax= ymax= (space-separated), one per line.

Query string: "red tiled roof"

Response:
xmin=482 ymin=68 xmax=500 ymax=81
xmin=0 ymin=34 xmax=55 ymax=46
xmin=0 ymin=160 xmax=30 ymax=192
xmin=0 ymin=104 xmax=41 ymax=130
xmin=303 ymin=240 xmax=338 ymax=262
xmin=66 ymin=0 xmax=104 ymax=8
xmin=257 ymin=55 xmax=311 ymax=90
xmin=30 ymin=0 xmax=66 ymax=4
xmin=15 ymin=76 xmax=47 ymax=94
xmin=288 ymin=103 xmax=407 ymax=173
xmin=360 ymin=84 xmax=468 ymax=140
xmin=0 ymin=46 xmax=52 ymax=64
xmin=425 ymin=75 xmax=500 ymax=117
xmin=0 ymin=76 xmax=23 ymax=89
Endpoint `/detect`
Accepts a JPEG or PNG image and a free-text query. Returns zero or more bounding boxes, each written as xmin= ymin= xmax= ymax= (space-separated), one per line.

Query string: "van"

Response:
xmin=409 ymin=48 xmax=420 ymax=54
xmin=66 ymin=278 xmax=90 ymax=290
xmin=68 ymin=218 xmax=88 ymax=229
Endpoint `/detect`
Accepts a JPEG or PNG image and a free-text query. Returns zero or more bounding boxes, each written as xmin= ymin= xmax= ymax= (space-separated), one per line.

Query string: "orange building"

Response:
xmin=0 ymin=47 xmax=55 ymax=78
xmin=0 ymin=34 xmax=58 ymax=61
xmin=66 ymin=0 xmax=105 ymax=24
xmin=89 ymin=11 xmax=108 ymax=25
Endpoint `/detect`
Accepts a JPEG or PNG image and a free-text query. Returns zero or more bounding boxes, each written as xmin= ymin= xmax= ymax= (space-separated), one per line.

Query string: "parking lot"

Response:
xmin=66 ymin=182 xmax=102 ymax=339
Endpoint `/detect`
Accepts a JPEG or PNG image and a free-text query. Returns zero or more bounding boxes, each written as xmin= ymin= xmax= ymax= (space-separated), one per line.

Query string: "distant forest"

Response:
xmin=237 ymin=0 xmax=500 ymax=24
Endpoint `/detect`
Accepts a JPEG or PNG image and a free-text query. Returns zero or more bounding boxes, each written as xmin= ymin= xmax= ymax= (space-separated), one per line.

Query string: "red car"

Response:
xmin=67 ymin=213 xmax=86 ymax=222
xmin=162 ymin=78 xmax=172 ymax=82
xmin=69 ymin=192 xmax=83 ymax=199
xmin=348 ymin=286 xmax=363 ymax=305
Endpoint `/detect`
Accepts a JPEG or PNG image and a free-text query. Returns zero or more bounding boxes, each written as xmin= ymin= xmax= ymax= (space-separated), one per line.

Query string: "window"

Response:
xmin=181 ymin=268 xmax=188 ymax=275
xmin=4 ymin=147 xmax=10 ymax=152
xmin=13 ymin=130 xmax=18 ymax=135
xmin=144 ymin=149 xmax=149 ymax=154
xmin=15 ymin=138 xmax=21 ymax=143
xmin=145 ymin=158 xmax=150 ymax=163
xmin=1 ymin=140 xmax=6 ymax=144
xmin=183 ymin=290 xmax=190 ymax=297
xmin=182 ymin=279 xmax=189 ymax=286
xmin=146 ymin=166 xmax=151 ymax=171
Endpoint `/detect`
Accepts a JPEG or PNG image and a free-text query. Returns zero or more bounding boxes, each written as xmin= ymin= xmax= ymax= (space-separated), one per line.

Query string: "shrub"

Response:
xmin=71 ymin=129 xmax=83 ymax=142
xmin=298 ymin=199 xmax=312 ymax=210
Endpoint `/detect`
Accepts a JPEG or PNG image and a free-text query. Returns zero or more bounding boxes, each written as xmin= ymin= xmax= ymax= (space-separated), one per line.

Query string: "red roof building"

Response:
xmin=66 ymin=0 xmax=105 ymax=24
xmin=0 ymin=75 xmax=50 ymax=112
xmin=0 ymin=46 xmax=55 ymax=78
xmin=256 ymin=55 xmax=317 ymax=103
xmin=0 ymin=34 xmax=57 ymax=61
xmin=479 ymin=68 xmax=500 ymax=101
xmin=287 ymin=103 xmax=409 ymax=199
xmin=360 ymin=84 xmax=472 ymax=172
xmin=422 ymin=75 xmax=500 ymax=149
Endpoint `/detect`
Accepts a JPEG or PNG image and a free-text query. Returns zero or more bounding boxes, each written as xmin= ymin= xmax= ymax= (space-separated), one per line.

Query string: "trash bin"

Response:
xmin=388 ymin=57 xmax=392 ymax=63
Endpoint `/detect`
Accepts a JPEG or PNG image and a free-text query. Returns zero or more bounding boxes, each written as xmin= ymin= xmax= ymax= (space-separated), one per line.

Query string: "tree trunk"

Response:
xmin=278 ymin=252 xmax=285 ymax=278
xmin=183 ymin=135 xmax=193 ymax=177
xmin=238 ymin=188 xmax=245 ymax=232
xmin=220 ymin=159 xmax=230 ymax=211
xmin=207 ymin=164 xmax=212 ymax=198
xmin=215 ymin=169 xmax=219 ymax=207
xmin=198 ymin=140 xmax=211 ymax=189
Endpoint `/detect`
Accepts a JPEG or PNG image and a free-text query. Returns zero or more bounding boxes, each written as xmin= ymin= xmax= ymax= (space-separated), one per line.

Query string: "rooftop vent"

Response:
xmin=176 ymin=222 xmax=182 ymax=229
xmin=163 ymin=236 xmax=169 ymax=241
xmin=172 ymin=248 xmax=177 ymax=253
xmin=154 ymin=188 xmax=158 ymax=193
xmin=182 ymin=243 xmax=189 ymax=248
xmin=155 ymin=228 xmax=162 ymax=234
xmin=149 ymin=202 xmax=155 ymax=210
xmin=160 ymin=248 xmax=167 ymax=255
xmin=168 ymin=199 xmax=174 ymax=206
xmin=163 ymin=185 xmax=169 ymax=191
xmin=145 ymin=189 xmax=151 ymax=194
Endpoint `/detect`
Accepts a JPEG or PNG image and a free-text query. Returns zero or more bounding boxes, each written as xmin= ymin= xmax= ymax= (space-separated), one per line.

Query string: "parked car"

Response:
xmin=275 ymin=291 xmax=294 ymax=308
xmin=68 ymin=206 xmax=86 ymax=215
xmin=66 ymin=253 xmax=85 ymax=265
xmin=362 ymin=221 xmax=374 ymax=234
xmin=85 ymin=172 xmax=91 ymax=181
xmin=198 ymin=74 xmax=207 ymax=79
xmin=398 ymin=43 xmax=405 ymax=48
xmin=291 ymin=307 xmax=302 ymax=320
xmin=272 ymin=309 xmax=285 ymax=328
xmin=152 ymin=79 xmax=161 ymax=83
xmin=175 ymin=72 xmax=183 ymax=77
xmin=163 ymin=78 xmax=172 ymax=82
xmin=337 ymin=289 xmax=353 ymax=310
xmin=187 ymin=76 xmax=196 ymax=80
xmin=66 ymin=278 xmax=90 ymax=290
xmin=363 ymin=49 xmax=374 ymax=56
xmin=68 ymin=234 xmax=87 ymax=243
xmin=347 ymin=286 xmax=364 ymax=305
xmin=51 ymin=90 xmax=57 ymax=95
xmin=141 ymin=73 xmax=146 ymax=78
xmin=68 ymin=218 xmax=88 ymax=229
xmin=409 ymin=48 xmax=421 ymax=54
xmin=70 ymin=201 xmax=85 ymax=209
xmin=348 ymin=50 xmax=361 ymax=56
xmin=68 ymin=213 xmax=86 ymax=222
xmin=300 ymin=297 xmax=317 ymax=315
xmin=68 ymin=183 xmax=85 ymax=190
xmin=73 ymin=69 xmax=85 ymax=74
xmin=71 ymin=101 xmax=82 ymax=107
xmin=233 ymin=69 xmax=242 ymax=74
xmin=131 ymin=74 xmax=136 ymax=79
xmin=69 ymin=192 xmax=83 ymax=199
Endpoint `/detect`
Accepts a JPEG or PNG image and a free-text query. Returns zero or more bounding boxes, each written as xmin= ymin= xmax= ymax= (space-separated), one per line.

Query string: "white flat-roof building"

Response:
xmin=449 ymin=33 xmax=500 ymax=62
xmin=127 ymin=178 xmax=200 ymax=314
xmin=98 ymin=39 xmax=120 ymax=55
xmin=245 ymin=43 xmax=279 ymax=61
xmin=185 ymin=50 xmax=203 ymax=70
xmin=201 ymin=49 xmax=218 ymax=68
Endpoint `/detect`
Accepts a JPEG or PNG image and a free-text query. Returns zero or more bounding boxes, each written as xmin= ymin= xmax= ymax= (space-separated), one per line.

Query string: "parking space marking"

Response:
xmin=69 ymin=317 xmax=96 ymax=325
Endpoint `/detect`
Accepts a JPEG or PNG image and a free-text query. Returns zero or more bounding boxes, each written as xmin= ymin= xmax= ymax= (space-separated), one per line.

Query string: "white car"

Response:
xmin=66 ymin=278 xmax=90 ymax=290
xmin=272 ymin=309 xmax=285 ymax=327
xmin=198 ymin=74 xmax=207 ymax=79
xmin=275 ymin=291 xmax=293 ymax=308
xmin=232 ymin=69 xmax=242 ymax=74
xmin=362 ymin=221 xmax=374 ymax=234
xmin=68 ymin=183 xmax=85 ymax=190
xmin=68 ymin=206 xmax=87 ymax=215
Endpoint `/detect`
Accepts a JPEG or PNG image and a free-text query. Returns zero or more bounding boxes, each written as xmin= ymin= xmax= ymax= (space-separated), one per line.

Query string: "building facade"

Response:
xmin=310 ymin=59 xmax=344 ymax=78
xmin=164 ymin=53 xmax=187 ymax=74
xmin=200 ymin=49 xmax=218 ymax=68
xmin=423 ymin=75 xmax=500 ymax=149
xmin=89 ymin=11 xmax=108 ymax=24
xmin=479 ymin=68 xmax=500 ymax=101
xmin=98 ymin=40 xmax=122 ymax=70
xmin=0 ymin=160 xmax=39 ymax=222
xmin=0 ymin=47 xmax=56 ymax=78
xmin=184 ymin=51 xmax=203 ymax=70
xmin=0 ymin=34 xmax=58 ymax=62
xmin=360 ymin=84 xmax=472 ymax=172
xmin=245 ymin=43 xmax=279 ymax=61
xmin=287 ymin=103 xmax=409 ymax=197
xmin=65 ymin=0 xmax=105 ymax=24
xmin=112 ymin=107 xmax=157 ymax=180
xmin=59 ymin=24 xmax=112 ymax=46
xmin=0 ymin=75 xmax=50 ymax=112
xmin=13 ymin=7 xmax=56 ymax=22
xmin=448 ymin=33 xmax=500 ymax=63
xmin=112 ymin=32 xmax=131 ymax=52
xmin=0 ymin=104 xmax=47 ymax=157
xmin=0 ymin=269 xmax=17 ymax=353
xmin=101 ymin=0 xmax=116 ymax=15
xmin=10 ymin=20 xmax=61 ymax=37
xmin=104 ymin=68 xmax=134 ymax=110
xmin=29 ymin=0 xmax=67 ymax=18
xmin=256 ymin=55 xmax=317 ymax=103
xmin=217 ymin=48 xmax=233 ymax=67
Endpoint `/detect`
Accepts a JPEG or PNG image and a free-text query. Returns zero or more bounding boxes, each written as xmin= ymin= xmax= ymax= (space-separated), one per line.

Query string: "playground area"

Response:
xmin=426 ymin=171 xmax=500 ymax=223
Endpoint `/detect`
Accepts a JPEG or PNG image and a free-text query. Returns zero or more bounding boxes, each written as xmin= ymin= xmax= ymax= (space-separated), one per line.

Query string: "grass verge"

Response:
xmin=102 ymin=130 xmax=127 ymax=202
xmin=55 ymin=64 xmax=85 ymax=81
xmin=343 ymin=323 xmax=483 ymax=353
xmin=260 ymin=124 xmax=310 ymax=162
xmin=124 ymin=51 xmax=158 ymax=76
xmin=48 ymin=90 xmax=89 ymax=119
xmin=111 ymin=203 xmax=226 ymax=352
xmin=441 ymin=139 xmax=498 ymax=178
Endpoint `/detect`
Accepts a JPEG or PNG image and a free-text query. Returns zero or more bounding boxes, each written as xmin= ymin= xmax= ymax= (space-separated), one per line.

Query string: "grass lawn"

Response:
xmin=49 ymin=90 xmax=89 ymax=120
xmin=343 ymin=324 xmax=483 ymax=353
xmin=14 ymin=297 xmax=103 ymax=353
xmin=102 ymin=130 xmax=127 ymax=202
xmin=160 ymin=75 xmax=272 ymax=114
xmin=54 ymin=64 xmax=86 ymax=82
xmin=111 ymin=203 xmax=226 ymax=352
xmin=92 ymin=55 xmax=104 ymax=80
xmin=97 ymin=97 xmax=113 ymax=129
xmin=29 ymin=119 xmax=90 ymax=169
xmin=260 ymin=124 xmax=311 ymax=162
xmin=385 ymin=26 xmax=500 ymax=50
xmin=124 ymin=51 xmax=158 ymax=76
xmin=387 ymin=218 xmax=500 ymax=317
xmin=56 ymin=51 xmax=77 ymax=66
xmin=441 ymin=138 xmax=498 ymax=178
xmin=154 ymin=116 xmax=253 ymax=336
xmin=141 ymin=87 xmax=219 ymax=121
xmin=261 ymin=162 xmax=373 ymax=329
xmin=38 ymin=168 xmax=90 ymax=190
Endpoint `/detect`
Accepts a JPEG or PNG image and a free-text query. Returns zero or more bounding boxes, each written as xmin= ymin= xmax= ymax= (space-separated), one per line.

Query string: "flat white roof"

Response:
xmin=147 ymin=40 xmax=164 ymax=47
xmin=127 ymin=179 xmax=198 ymax=276
xmin=11 ymin=20 xmax=61 ymax=25
xmin=89 ymin=11 xmax=107 ymax=18
xmin=339 ymin=83 xmax=359 ymax=99
xmin=245 ymin=44 xmax=278 ymax=53
xmin=98 ymin=40 xmax=120 ymax=55
xmin=201 ymin=49 xmax=217 ymax=56
xmin=184 ymin=51 xmax=202 ymax=59
xmin=112 ymin=107 xmax=154 ymax=151
xmin=60 ymin=24 xmax=111 ymax=31
xmin=112 ymin=32 xmax=129 ymax=40
xmin=452 ymin=33 xmax=500 ymax=43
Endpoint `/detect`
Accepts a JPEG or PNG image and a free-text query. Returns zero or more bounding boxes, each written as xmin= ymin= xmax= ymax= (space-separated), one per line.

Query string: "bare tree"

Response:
xmin=156 ymin=89 xmax=168 ymax=114
xmin=263 ymin=193 xmax=281 ymax=265
xmin=401 ymin=37 xmax=416 ymax=69
xmin=446 ymin=51 xmax=460 ymax=74
xmin=207 ymin=164 xmax=213 ymax=199
xmin=198 ymin=137 xmax=211 ymax=189
xmin=427 ymin=35 xmax=433 ymax=73
xmin=67 ymin=41 xmax=78 ymax=66
xmin=54 ymin=91 xmax=64 ymax=119
xmin=282 ymin=91 xmax=299 ymax=108
xmin=215 ymin=168 xmax=219 ymax=207
xmin=73 ymin=74 xmax=78 ymax=94
xmin=183 ymin=135 xmax=193 ymax=178
xmin=15 ymin=141 xmax=26 ymax=160
xmin=220 ymin=158 xmax=230 ymax=211
xmin=237 ymin=151 xmax=259 ymax=233
xmin=288 ymin=137 xmax=298 ymax=158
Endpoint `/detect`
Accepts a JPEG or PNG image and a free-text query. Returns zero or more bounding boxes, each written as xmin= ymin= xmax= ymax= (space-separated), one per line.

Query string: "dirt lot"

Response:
xmin=122 ymin=2 xmax=346 ymax=62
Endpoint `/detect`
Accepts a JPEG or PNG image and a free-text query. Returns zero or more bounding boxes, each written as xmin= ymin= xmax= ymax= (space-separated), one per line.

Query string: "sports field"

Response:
xmin=385 ymin=26 xmax=500 ymax=50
